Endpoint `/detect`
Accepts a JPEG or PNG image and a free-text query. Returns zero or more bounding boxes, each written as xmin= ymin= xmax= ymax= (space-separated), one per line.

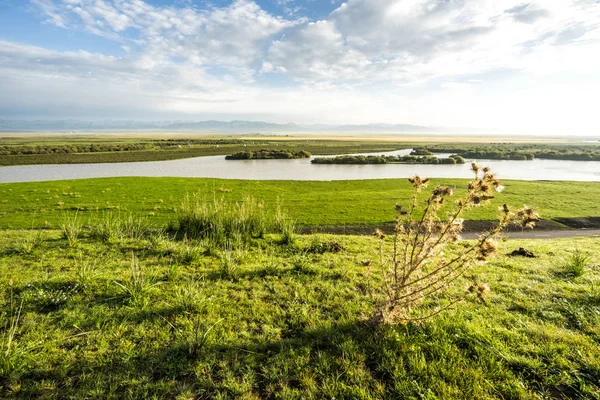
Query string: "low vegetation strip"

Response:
xmin=225 ymin=149 xmax=311 ymax=160
xmin=1 ymin=177 xmax=600 ymax=229
xmin=426 ymin=143 xmax=600 ymax=161
xmin=311 ymin=154 xmax=465 ymax=164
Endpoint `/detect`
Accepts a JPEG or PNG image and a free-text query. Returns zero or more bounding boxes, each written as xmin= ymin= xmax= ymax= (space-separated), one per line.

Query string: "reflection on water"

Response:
xmin=2 ymin=149 xmax=600 ymax=182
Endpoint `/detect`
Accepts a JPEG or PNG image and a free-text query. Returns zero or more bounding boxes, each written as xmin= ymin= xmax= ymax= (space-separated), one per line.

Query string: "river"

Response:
xmin=2 ymin=149 xmax=600 ymax=182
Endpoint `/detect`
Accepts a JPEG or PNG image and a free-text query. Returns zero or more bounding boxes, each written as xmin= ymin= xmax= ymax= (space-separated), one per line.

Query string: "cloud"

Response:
xmin=33 ymin=0 xmax=299 ymax=76
xmin=266 ymin=0 xmax=600 ymax=85
xmin=30 ymin=0 xmax=68 ymax=27
xmin=504 ymin=3 xmax=550 ymax=24
xmin=31 ymin=0 xmax=600 ymax=86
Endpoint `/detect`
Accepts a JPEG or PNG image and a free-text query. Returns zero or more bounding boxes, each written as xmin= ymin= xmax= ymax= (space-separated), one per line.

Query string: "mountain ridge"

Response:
xmin=0 ymin=119 xmax=437 ymax=133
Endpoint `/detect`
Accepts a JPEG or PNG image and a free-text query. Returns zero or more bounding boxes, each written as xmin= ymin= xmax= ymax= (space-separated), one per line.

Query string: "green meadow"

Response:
xmin=1 ymin=229 xmax=598 ymax=399
xmin=1 ymin=176 xmax=600 ymax=399
xmin=1 ymin=177 xmax=600 ymax=229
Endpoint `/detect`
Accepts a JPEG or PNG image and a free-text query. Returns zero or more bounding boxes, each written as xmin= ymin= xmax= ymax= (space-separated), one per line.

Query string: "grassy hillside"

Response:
xmin=1 ymin=177 xmax=600 ymax=229
xmin=1 ymin=229 xmax=598 ymax=399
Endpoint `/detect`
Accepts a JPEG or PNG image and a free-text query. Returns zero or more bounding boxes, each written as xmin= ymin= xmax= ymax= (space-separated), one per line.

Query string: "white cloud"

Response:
xmin=34 ymin=0 xmax=299 ymax=75
xmin=31 ymin=0 xmax=68 ymax=27
xmin=266 ymin=0 xmax=600 ymax=85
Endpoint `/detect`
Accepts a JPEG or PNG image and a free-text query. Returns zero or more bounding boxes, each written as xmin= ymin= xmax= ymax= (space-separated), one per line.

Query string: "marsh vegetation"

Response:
xmin=312 ymin=154 xmax=465 ymax=164
xmin=427 ymin=143 xmax=600 ymax=161
xmin=225 ymin=149 xmax=311 ymax=160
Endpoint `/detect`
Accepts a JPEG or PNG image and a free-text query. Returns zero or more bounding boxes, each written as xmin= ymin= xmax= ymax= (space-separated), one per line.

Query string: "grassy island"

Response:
xmin=225 ymin=149 xmax=311 ymax=160
xmin=426 ymin=143 xmax=600 ymax=161
xmin=311 ymin=154 xmax=465 ymax=165
xmin=409 ymin=147 xmax=434 ymax=156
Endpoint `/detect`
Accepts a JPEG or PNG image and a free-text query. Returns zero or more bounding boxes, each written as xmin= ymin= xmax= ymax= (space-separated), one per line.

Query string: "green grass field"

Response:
xmin=1 ymin=228 xmax=598 ymax=399
xmin=2 ymin=177 xmax=600 ymax=229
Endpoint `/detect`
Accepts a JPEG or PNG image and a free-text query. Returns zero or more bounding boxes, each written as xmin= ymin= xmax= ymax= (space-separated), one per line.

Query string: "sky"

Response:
xmin=0 ymin=0 xmax=599 ymax=135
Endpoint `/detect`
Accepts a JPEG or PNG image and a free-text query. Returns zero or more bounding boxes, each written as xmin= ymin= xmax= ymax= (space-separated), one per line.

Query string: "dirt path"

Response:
xmin=299 ymin=223 xmax=600 ymax=240
xmin=461 ymin=229 xmax=600 ymax=240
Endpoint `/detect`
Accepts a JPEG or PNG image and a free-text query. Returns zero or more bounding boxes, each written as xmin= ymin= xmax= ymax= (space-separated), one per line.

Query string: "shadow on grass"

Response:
xmin=8 ymin=315 xmax=599 ymax=399
xmin=5 ymin=299 xmax=599 ymax=399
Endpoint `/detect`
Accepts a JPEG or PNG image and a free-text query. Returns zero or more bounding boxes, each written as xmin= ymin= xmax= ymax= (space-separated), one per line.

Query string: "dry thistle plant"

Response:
xmin=374 ymin=163 xmax=538 ymax=324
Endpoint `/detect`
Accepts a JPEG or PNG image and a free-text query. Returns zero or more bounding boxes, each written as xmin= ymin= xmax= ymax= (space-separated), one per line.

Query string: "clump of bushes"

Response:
xmin=225 ymin=149 xmax=311 ymax=160
xmin=311 ymin=154 xmax=465 ymax=165
xmin=410 ymin=148 xmax=434 ymax=156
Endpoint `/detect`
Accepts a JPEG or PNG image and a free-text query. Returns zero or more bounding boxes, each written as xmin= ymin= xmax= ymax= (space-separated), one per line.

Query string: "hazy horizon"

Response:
xmin=1 ymin=1 xmax=599 ymax=136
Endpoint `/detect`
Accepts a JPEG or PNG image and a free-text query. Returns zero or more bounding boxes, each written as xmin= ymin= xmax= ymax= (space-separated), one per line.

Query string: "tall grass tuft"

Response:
xmin=88 ymin=211 xmax=122 ymax=242
xmin=75 ymin=254 xmax=97 ymax=287
xmin=113 ymin=253 xmax=161 ymax=308
xmin=177 ymin=235 xmax=203 ymax=265
xmin=88 ymin=211 xmax=156 ymax=242
xmin=16 ymin=230 xmax=44 ymax=255
xmin=186 ymin=318 xmax=223 ymax=359
xmin=174 ymin=278 xmax=209 ymax=313
xmin=121 ymin=212 xmax=154 ymax=240
xmin=220 ymin=244 xmax=242 ymax=280
xmin=1 ymin=282 xmax=26 ymax=380
xmin=60 ymin=211 xmax=83 ymax=247
xmin=176 ymin=195 xmax=268 ymax=246
xmin=562 ymin=249 xmax=592 ymax=278
xmin=275 ymin=201 xmax=296 ymax=245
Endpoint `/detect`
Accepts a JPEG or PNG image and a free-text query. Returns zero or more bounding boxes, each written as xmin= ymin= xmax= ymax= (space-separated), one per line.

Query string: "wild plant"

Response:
xmin=146 ymin=231 xmax=167 ymax=250
xmin=16 ymin=230 xmax=44 ymax=255
xmin=278 ymin=219 xmax=296 ymax=246
xmin=174 ymin=278 xmax=210 ymax=313
xmin=1 ymin=281 xmax=25 ymax=380
xmin=200 ymin=238 xmax=219 ymax=257
xmin=306 ymin=235 xmax=345 ymax=254
xmin=166 ymin=260 xmax=180 ymax=282
xmin=88 ymin=211 xmax=122 ymax=242
xmin=22 ymin=281 xmax=85 ymax=310
xmin=74 ymin=254 xmax=97 ymax=287
xmin=220 ymin=243 xmax=242 ymax=280
xmin=88 ymin=211 xmax=156 ymax=242
xmin=275 ymin=201 xmax=296 ymax=246
xmin=374 ymin=164 xmax=538 ymax=324
xmin=258 ymin=249 xmax=281 ymax=276
xmin=121 ymin=212 xmax=154 ymax=240
xmin=291 ymin=251 xmax=316 ymax=275
xmin=186 ymin=317 xmax=223 ymax=359
xmin=562 ymin=249 xmax=592 ymax=278
xmin=60 ymin=211 xmax=83 ymax=247
xmin=113 ymin=253 xmax=162 ymax=308
xmin=177 ymin=235 xmax=203 ymax=265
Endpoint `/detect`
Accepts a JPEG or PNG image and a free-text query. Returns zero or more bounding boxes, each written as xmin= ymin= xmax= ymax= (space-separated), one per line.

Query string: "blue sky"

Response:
xmin=1 ymin=0 xmax=600 ymax=134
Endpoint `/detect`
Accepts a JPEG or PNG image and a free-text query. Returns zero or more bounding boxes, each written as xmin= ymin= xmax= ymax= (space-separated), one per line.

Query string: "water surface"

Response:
xmin=2 ymin=149 xmax=600 ymax=182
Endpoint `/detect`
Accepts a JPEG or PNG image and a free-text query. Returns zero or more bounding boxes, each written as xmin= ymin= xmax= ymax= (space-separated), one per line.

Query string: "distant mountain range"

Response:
xmin=0 ymin=119 xmax=438 ymax=134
